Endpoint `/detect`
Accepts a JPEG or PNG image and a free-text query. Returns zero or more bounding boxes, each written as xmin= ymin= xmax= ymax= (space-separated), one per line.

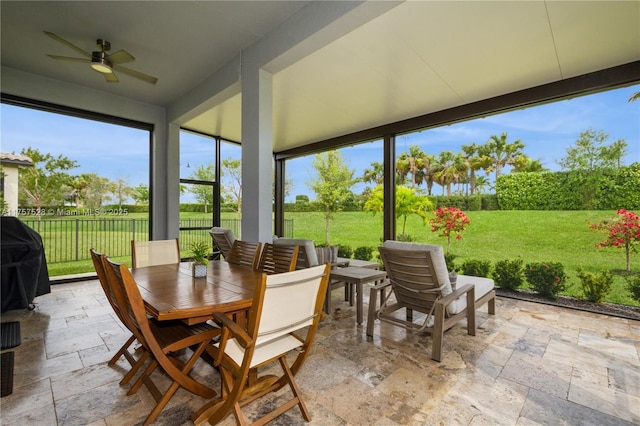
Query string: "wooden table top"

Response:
xmin=131 ymin=261 xmax=261 ymax=323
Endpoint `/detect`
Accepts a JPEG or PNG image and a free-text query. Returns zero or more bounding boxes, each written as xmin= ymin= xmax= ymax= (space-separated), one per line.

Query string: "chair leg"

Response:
xmin=488 ymin=294 xmax=496 ymax=315
xmin=120 ymin=350 xmax=150 ymax=385
xmin=108 ymin=334 xmax=136 ymax=366
xmin=366 ymin=286 xmax=379 ymax=337
xmin=467 ymin=289 xmax=476 ymax=335
xmin=431 ymin=304 xmax=445 ymax=362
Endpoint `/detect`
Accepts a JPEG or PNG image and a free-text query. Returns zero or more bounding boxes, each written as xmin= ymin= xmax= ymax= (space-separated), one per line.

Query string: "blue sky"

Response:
xmin=1 ymin=84 xmax=638 ymax=204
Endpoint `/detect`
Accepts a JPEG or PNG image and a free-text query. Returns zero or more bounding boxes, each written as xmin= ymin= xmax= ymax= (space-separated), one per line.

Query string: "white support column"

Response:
xmin=240 ymin=67 xmax=273 ymax=243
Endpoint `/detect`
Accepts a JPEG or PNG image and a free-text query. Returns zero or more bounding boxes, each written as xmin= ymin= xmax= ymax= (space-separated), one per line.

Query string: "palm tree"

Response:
xmin=433 ymin=151 xmax=467 ymax=196
xmin=483 ymin=133 xmax=525 ymax=181
xmin=474 ymin=176 xmax=491 ymax=194
xmin=512 ymin=155 xmax=547 ymax=173
xmin=361 ymin=161 xmax=385 ymax=186
xmin=396 ymin=145 xmax=427 ymax=188
xmin=461 ymin=143 xmax=492 ymax=195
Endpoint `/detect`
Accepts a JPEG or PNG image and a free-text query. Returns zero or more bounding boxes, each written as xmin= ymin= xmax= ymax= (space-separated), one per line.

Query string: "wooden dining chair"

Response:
xmin=102 ymin=256 xmax=219 ymax=425
xmin=131 ymin=238 xmax=180 ymax=268
xmin=192 ymin=264 xmax=330 ymax=426
xmin=226 ymin=240 xmax=262 ymax=270
xmin=90 ymin=249 xmax=148 ymax=385
xmin=209 ymin=227 xmax=236 ymax=259
xmin=256 ymin=242 xmax=299 ymax=274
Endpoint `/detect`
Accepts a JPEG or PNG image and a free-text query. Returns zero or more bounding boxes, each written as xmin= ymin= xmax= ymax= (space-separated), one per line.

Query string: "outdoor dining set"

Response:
xmin=90 ymin=228 xmax=496 ymax=425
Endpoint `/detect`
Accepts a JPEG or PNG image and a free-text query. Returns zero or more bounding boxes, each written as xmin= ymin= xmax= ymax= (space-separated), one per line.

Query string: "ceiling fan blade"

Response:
xmin=104 ymin=73 xmax=119 ymax=83
xmin=108 ymin=50 xmax=135 ymax=65
xmin=46 ymin=54 xmax=90 ymax=63
xmin=113 ymin=64 xmax=158 ymax=85
xmin=43 ymin=31 xmax=91 ymax=58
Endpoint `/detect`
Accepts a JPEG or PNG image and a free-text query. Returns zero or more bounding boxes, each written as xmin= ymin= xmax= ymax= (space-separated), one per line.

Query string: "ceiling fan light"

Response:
xmin=91 ymin=51 xmax=113 ymax=74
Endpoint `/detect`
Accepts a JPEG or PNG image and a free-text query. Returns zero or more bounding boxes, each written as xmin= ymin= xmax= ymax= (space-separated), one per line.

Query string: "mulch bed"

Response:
xmin=496 ymin=288 xmax=640 ymax=321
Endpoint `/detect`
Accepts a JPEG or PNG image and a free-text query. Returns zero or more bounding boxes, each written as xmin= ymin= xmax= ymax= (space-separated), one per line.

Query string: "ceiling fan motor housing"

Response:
xmin=91 ymin=50 xmax=113 ymax=73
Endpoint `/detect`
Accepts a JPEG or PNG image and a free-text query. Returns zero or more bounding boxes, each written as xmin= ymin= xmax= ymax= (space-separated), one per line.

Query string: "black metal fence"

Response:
xmin=22 ymin=218 xmax=294 ymax=263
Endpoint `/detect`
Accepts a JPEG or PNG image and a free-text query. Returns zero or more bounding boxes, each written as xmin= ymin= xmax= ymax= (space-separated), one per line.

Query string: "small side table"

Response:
xmin=329 ymin=266 xmax=387 ymax=325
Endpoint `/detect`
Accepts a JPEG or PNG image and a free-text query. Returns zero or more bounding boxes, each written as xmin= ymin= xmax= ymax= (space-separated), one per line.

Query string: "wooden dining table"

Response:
xmin=130 ymin=260 xmax=262 ymax=325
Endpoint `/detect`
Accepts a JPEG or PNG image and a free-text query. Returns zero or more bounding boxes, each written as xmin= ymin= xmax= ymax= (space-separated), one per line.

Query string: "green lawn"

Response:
xmin=45 ymin=209 xmax=639 ymax=306
xmin=284 ymin=210 xmax=639 ymax=306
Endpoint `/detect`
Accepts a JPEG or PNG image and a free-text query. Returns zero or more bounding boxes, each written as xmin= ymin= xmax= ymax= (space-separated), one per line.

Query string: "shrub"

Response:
xmin=354 ymin=246 xmax=373 ymax=261
xmin=625 ymin=275 xmax=640 ymax=303
xmin=444 ymin=252 xmax=459 ymax=273
xmin=460 ymin=259 xmax=492 ymax=278
xmin=525 ymin=262 xmax=568 ymax=300
xmin=576 ymin=268 xmax=613 ymax=303
xmin=337 ymin=245 xmax=353 ymax=259
xmin=396 ymin=233 xmax=415 ymax=242
xmin=492 ymin=258 xmax=524 ymax=290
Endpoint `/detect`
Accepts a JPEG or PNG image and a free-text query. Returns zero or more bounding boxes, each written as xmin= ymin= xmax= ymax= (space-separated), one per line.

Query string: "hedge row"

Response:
xmin=496 ymin=163 xmax=640 ymax=210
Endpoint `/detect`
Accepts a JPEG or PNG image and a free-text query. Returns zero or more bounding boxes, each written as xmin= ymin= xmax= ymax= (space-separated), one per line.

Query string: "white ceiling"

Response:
xmin=2 ymin=1 xmax=639 ymax=153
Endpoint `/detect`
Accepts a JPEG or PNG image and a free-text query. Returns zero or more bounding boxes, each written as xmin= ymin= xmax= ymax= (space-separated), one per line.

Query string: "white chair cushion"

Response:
xmin=273 ymin=238 xmax=319 ymax=267
xmin=447 ymin=275 xmax=495 ymax=315
xmin=315 ymin=246 xmax=338 ymax=264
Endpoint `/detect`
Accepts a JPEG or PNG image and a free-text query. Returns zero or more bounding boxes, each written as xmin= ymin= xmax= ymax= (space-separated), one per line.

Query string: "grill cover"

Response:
xmin=1 ymin=217 xmax=50 ymax=312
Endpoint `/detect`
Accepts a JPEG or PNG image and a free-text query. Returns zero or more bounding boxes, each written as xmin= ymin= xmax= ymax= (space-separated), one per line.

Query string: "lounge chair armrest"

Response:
xmin=371 ymin=279 xmax=391 ymax=291
xmin=212 ymin=311 xmax=253 ymax=348
xmin=437 ymin=283 xmax=473 ymax=307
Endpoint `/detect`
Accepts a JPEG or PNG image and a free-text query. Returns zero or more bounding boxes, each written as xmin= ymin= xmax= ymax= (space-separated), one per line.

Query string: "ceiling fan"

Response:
xmin=44 ymin=31 xmax=158 ymax=85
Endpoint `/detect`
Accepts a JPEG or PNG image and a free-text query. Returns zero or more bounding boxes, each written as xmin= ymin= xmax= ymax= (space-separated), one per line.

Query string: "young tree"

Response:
xmin=308 ymin=150 xmax=355 ymax=245
xmin=364 ymin=185 xmax=433 ymax=238
xmin=112 ymin=178 xmax=133 ymax=207
xmin=18 ymin=147 xmax=78 ymax=213
xmin=589 ymin=209 xmax=640 ymax=272
xmin=67 ymin=175 xmax=90 ymax=208
xmin=83 ymin=173 xmax=115 ymax=209
xmin=558 ymin=128 xmax=628 ymax=171
xmin=188 ymin=164 xmax=215 ymax=213
xmin=221 ymin=158 xmax=242 ymax=219
xmin=131 ymin=184 xmax=150 ymax=205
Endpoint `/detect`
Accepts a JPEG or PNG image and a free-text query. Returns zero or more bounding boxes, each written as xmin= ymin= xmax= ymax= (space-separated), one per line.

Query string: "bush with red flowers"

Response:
xmin=589 ymin=209 xmax=640 ymax=272
xmin=429 ymin=207 xmax=470 ymax=253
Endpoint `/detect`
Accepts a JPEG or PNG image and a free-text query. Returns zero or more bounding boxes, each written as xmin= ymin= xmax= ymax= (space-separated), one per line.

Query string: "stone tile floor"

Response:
xmin=1 ymin=279 xmax=639 ymax=425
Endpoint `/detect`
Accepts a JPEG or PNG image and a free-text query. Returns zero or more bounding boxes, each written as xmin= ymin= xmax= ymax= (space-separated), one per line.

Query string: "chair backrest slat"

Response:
xmin=257 ymin=243 xmax=299 ymax=275
xmin=378 ymin=247 xmax=443 ymax=314
xmin=227 ymin=240 xmax=262 ymax=270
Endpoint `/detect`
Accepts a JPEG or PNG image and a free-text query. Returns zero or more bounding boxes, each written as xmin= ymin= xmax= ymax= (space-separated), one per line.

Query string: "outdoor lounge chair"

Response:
xmin=368 ymin=241 xmax=495 ymax=361
xmin=209 ymin=227 xmax=236 ymax=259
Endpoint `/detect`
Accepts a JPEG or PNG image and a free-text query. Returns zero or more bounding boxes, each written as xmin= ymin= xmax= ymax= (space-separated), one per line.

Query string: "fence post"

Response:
xmin=75 ymin=218 xmax=79 ymax=261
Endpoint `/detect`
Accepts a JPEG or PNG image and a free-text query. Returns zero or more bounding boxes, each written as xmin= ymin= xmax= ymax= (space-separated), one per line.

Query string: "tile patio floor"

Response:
xmin=1 ymin=279 xmax=639 ymax=425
